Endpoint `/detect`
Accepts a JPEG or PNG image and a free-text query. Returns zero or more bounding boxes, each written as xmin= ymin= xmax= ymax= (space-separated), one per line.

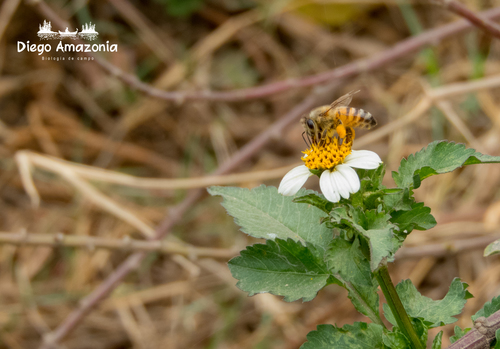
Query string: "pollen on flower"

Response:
xmin=301 ymin=137 xmax=353 ymax=171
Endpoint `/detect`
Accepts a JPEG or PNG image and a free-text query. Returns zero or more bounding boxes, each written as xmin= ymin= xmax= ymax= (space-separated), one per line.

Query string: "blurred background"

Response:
xmin=1 ymin=0 xmax=500 ymax=348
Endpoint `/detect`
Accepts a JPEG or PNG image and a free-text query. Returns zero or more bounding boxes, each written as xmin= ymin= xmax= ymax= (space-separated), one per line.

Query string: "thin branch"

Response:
xmin=15 ymin=152 xmax=156 ymax=239
xmin=2 ymin=229 xmax=496 ymax=261
xmin=29 ymin=1 xmax=500 ymax=102
xmin=447 ymin=309 xmax=500 ymax=348
xmin=440 ymin=0 xmax=500 ymax=39
xmin=0 ymin=231 xmax=238 ymax=259
xmin=396 ymin=234 xmax=500 ymax=259
xmin=17 ymin=151 xmax=295 ymax=190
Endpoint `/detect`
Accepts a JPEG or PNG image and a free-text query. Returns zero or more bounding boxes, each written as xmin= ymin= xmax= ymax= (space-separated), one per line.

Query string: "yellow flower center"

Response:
xmin=301 ymin=137 xmax=353 ymax=171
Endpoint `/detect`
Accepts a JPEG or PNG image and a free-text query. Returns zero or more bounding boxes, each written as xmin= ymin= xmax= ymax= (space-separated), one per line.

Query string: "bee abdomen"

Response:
xmin=340 ymin=108 xmax=376 ymax=128
xmin=359 ymin=109 xmax=377 ymax=129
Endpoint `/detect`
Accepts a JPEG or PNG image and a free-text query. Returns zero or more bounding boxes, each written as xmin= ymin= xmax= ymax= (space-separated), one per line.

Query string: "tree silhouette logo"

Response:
xmin=38 ymin=20 xmax=99 ymax=41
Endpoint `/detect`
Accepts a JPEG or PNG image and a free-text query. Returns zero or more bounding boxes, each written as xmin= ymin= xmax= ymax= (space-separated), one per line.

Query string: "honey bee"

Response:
xmin=301 ymin=90 xmax=377 ymax=145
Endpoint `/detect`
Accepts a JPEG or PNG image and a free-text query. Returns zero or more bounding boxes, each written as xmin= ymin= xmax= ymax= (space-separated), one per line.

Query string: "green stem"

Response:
xmin=375 ymin=266 xmax=424 ymax=349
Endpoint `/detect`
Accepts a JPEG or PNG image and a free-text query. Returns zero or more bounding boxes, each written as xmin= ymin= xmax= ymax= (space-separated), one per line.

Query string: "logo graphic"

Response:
xmin=18 ymin=19 xmax=116 ymax=57
xmin=37 ymin=20 xmax=98 ymax=41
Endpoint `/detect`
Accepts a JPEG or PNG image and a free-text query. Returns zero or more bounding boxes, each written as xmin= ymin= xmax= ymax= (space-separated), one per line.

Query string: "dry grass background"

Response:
xmin=1 ymin=0 xmax=500 ymax=348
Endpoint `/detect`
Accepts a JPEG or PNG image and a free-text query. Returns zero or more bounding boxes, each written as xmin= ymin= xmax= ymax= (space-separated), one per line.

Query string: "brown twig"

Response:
xmin=0 ymin=230 xmax=238 ymax=259
xmin=396 ymin=234 xmax=500 ymax=259
xmin=30 ymin=1 xmax=500 ymax=102
xmin=447 ymin=309 xmax=500 ymax=348
xmin=16 ymin=150 xmax=296 ymax=190
xmin=440 ymin=0 xmax=500 ymax=39
xmin=2 ymin=229 xmax=496 ymax=261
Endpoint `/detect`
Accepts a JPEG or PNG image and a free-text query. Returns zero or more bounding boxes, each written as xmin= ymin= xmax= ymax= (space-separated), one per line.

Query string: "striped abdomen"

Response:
xmin=334 ymin=107 xmax=377 ymax=129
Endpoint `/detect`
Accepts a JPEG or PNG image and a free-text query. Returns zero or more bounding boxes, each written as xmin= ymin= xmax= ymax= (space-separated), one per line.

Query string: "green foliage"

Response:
xmin=412 ymin=317 xmax=428 ymax=345
xmin=389 ymin=202 xmax=436 ymax=233
xmin=495 ymin=329 xmax=500 ymax=349
xmin=327 ymin=205 xmax=401 ymax=271
xmin=228 ymin=238 xmax=331 ymax=302
xmin=393 ymin=141 xmax=500 ymax=189
xmin=300 ymin=322 xmax=385 ymax=349
xmin=326 ymin=238 xmax=380 ymax=322
xmin=382 ymin=330 xmax=411 ymax=349
xmin=450 ymin=326 xmax=471 ymax=343
xmin=294 ymin=193 xmax=334 ymax=214
xmin=484 ymin=239 xmax=500 ymax=256
xmin=383 ymin=278 xmax=472 ymax=328
xmin=472 ymin=295 xmax=500 ymax=321
xmin=209 ymin=141 xmax=500 ymax=348
xmin=431 ymin=331 xmax=443 ymax=349
xmin=208 ymin=186 xmax=332 ymax=250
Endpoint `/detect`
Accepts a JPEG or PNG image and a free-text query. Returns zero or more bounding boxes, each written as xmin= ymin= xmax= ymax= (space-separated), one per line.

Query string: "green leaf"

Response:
xmin=494 ymin=329 xmax=500 ymax=349
xmin=412 ymin=317 xmax=428 ymax=346
xmin=328 ymin=206 xmax=400 ymax=271
xmin=449 ymin=326 xmax=471 ymax=343
xmin=208 ymin=186 xmax=332 ymax=250
xmin=300 ymin=322 xmax=385 ymax=349
xmin=382 ymin=330 xmax=411 ymax=349
xmin=390 ymin=202 xmax=436 ymax=233
xmin=357 ymin=163 xmax=386 ymax=190
xmin=463 ymin=151 xmax=500 ymax=165
xmin=228 ymin=239 xmax=331 ymax=302
xmin=431 ymin=331 xmax=443 ymax=349
xmin=294 ymin=192 xmax=334 ymax=214
xmin=392 ymin=141 xmax=500 ymax=189
xmin=382 ymin=188 xmax=414 ymax=212
xmin=326 ymin=238 xmax=380 ymax=322
xmin=484 ymin=239 xmax=500 ymax=256
xmin=383 ymin=278 xmax=471 ymax=328
xmin=472 ymin=295 xmax=500 ymax=321
xmin=350 ymin=164 xmax=386 ymax=209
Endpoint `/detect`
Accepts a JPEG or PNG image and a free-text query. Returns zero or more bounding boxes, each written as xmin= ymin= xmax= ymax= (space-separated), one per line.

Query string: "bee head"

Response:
xmin=301 ymin=116 xmax=316 ymax=131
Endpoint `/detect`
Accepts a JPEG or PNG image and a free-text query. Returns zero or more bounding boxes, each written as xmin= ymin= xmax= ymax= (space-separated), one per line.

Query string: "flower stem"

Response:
xmin=375 ymin=266 xmax=424 ymax=349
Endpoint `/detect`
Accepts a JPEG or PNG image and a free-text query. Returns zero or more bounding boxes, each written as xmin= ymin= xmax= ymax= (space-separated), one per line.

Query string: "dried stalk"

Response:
xmin=15 ymin=152 xmax=156 ymax=239
xmin=16 ymin=151 xmax=295 ymax=190
xmin=440 ymin=0 xmax=500 ymax=39
xmin=2 ymin=229 xmax=496 ymax=261
xmin=0 ymin=230 xmax=238 ymax=259
xmin=447 ymin=309 xmax=500 ymax=348
xmin=396 ymin=234 xmax=500 ymax=259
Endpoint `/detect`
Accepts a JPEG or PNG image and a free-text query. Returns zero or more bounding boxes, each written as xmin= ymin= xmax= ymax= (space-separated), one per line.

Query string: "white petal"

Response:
xmin=335 ymin=164 xmax=360 ymax=194
xmin=344 ymin=150 xmax=382 ymax=169
xmin=330 ymin=170 xmax=351 ymax=199
xmin=278 ymin=165 xmax=312 ymax=196
xmin=320 ymin=170 xmax=341 ymax=202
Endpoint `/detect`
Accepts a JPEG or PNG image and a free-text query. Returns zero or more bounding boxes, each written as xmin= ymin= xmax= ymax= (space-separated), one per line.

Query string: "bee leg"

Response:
xmin=336 ymin=124 xmax=347 ymax=139
xmin=301 ymin=132 xmax=309 ymax=147
xmin=345 ymin=127 xmax=355 ymax=144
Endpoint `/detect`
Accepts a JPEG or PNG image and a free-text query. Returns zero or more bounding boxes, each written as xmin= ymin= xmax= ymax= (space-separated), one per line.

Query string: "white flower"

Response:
xmin=278 ymin=150 xmax=382 ymax=202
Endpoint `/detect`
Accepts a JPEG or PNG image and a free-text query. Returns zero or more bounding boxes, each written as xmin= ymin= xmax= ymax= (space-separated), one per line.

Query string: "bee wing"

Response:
xmin=329 ymin=90 xmax=360 ymax=109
